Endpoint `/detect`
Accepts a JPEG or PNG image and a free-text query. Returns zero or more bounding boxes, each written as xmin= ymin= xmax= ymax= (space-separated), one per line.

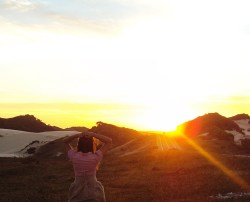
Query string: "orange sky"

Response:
xmin=0 ymin=97 xmax=249 ymax=131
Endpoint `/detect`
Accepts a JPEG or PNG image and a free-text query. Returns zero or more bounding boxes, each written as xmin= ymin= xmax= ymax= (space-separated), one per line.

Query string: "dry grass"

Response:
xmin=1 ymin=137 xmax=250 ymax=201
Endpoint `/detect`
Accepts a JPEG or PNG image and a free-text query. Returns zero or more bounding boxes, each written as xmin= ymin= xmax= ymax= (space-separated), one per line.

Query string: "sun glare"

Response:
xmin=176 ymin=125 xmax=250 ymax=192
xmin=134 ymin=102 xmax=193 ymax=132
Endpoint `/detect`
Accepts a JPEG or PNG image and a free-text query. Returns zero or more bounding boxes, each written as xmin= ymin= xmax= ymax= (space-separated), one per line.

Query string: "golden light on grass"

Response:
xmin=177 ymin=126 xmax=250 ymax=192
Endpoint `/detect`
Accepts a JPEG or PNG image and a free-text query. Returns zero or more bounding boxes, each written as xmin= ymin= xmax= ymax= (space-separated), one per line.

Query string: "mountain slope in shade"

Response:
xmin=90 ymin=121 xmax=143 ymax=146
xmin=0 ymin=121 xmax=144 ymax=158
xmin=0 ymin=114 xmax=61 ymax=132
xmin=229 ymin=113 xmax=250 ymax=121
xmin=64 ymin=126 xmax=89 ymax=132
xmin=233 ymin=119 xmax=250 ymax=136
xmin=1 ymin=113 xmax=250 ymax=158
xmin=177 ymin=113 xmax=243 ymax=138
xmin=35 ymin=122 xmax=145 ymax=159
xmin=230 ymin=116 xmax=250 ymax=145
xmin=229 ymin=114 xmax=250 ymax=139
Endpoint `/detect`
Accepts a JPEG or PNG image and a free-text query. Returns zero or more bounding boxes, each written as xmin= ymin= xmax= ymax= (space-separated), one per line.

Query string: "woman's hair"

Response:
xmin=77 ymin=136 xmax=96 ymax=153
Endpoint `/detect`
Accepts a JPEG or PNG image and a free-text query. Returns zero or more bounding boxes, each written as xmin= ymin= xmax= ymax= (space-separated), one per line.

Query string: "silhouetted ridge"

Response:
xmin=0 ymin=114 xmax=61 ymax=132
xmin=90 ymin=121 xmax=142 ymax=146
xmin=177 ymin=113 xmax=243 ymax=138
xmin=229 ymin=113 xmax=250 ymax=120
xmin=64 ymin=126 xmax=89 ymax=132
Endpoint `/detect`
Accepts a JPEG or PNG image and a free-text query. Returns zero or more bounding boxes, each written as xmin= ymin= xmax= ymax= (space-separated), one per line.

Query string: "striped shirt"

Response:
xmin=68 ymin=149 xmax=103 ymax=176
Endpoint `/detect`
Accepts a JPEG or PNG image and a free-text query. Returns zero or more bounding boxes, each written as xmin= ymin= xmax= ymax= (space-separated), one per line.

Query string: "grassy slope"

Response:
xmin=1 ymin=136 xmax=250 ymax=202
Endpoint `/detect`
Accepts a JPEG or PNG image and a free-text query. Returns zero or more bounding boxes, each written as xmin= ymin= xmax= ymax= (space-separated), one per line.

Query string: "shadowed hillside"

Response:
xmin=64 ymin=126 xmax=89 ymax=132
xmin=229 ymin=113 xmax=250 ymax=121
xmin=0 ymin=115 xmax=61 ymax=132
xmin=90 ymin=122 xmax=143 ymax=146
xmin=177 ymin=113 xmax=243 ymax=138
xmin=35 ymin=122 xmax=144 ymax=159
xmin=35 ymin=138 xmax=68 ymax=159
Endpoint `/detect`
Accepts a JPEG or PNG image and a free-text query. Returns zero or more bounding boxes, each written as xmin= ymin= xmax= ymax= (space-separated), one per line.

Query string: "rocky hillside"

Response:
xmin=229 ymin=113 xmax=250 ymax=121
xmin=90 ymin=121 xmax=143 ymax=146
xmin=0 ymin=115 xmax=61 ymax=132
xmin=177 ymin=113 xmax=244 ymax=139
xmin=64 ymin=126 xmax=89 ymax=132
xmin=35 ymin=122 xmax=144 ymax=158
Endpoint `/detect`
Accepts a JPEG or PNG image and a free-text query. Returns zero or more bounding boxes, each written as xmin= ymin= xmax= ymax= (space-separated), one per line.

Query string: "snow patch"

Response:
xmin=225 ymin=130 xmax=244 ymax=145
xmin=56 ymin=152 xmax=64 ymax=157
xmin=199 ymin=132 xmax=208 ymax=137
xmin=210 ymin=192 xmax=250 ymax=199
xmin=223 ymin=154 xmax=250 ymax=158
xmin=0 ymin=129 xmax=80 ymax=157
xmin=231 ymin=154 xmax=250 ymax=158
xmin=234 ymin=119 xmax=250 ymax=136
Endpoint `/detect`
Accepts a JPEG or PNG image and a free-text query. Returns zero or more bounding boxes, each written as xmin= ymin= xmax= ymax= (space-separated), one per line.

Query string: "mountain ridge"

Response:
xmin=0 ymin=114 xmax=61 ymax=132
xmin=1 ymin=112 xmax=249 ymax=138
xmin=176 ymin=112 xmax=250 ymax=140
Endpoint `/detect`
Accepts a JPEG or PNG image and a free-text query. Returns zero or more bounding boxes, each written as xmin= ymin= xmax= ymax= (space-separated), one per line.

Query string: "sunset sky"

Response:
xmin=0 ymin=0 xmax=250 ymax=131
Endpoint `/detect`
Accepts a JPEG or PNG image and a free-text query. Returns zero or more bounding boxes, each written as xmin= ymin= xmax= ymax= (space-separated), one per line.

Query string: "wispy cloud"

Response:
xmin=0 ymin=0 xmax=168 ymax=35
xmin=3 ymin=0 xmax=37 ymax=12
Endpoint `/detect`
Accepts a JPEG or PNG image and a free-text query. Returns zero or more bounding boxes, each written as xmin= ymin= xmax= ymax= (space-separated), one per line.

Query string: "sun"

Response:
xmin=133 ymin=101 xmax=192 ymax=132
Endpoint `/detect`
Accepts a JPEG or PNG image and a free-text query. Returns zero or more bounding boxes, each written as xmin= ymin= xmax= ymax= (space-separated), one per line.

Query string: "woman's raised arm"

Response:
xmin=85 ymin=132 xmax=112 ymax=154
xmin=63 ymin=133 xmax=81 ymax=151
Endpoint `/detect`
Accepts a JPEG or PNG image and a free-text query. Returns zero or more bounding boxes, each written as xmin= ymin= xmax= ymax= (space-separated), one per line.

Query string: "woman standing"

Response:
xmin=63 ymin=131 xmax=112 ymax=202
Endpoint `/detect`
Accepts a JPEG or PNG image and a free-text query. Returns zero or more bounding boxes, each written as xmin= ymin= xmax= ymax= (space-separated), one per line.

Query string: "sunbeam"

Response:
xmin=177 ymin=127 xmax=250 ymax=192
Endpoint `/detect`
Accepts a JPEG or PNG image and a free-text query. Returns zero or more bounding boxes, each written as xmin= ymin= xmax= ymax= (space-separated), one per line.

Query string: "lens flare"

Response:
xmin=177 ymin=126 xmax=250 ymax=192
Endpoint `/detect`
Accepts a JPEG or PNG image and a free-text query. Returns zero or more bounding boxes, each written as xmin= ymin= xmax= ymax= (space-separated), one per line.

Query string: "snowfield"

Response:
xmin=0 ymin=129 xmax=80 ymax=157
xmin=196 ymin=119 xmax=250 ymax=145
xmin=210 ymin=192 xmax=250 ymax=199
xmin=225 ymin=119 xmax=250 ymax=145
xmin=234 ymin=119 xmax=250 ymax=136
xmin=225 ymin=130 xmax=244 ymax=145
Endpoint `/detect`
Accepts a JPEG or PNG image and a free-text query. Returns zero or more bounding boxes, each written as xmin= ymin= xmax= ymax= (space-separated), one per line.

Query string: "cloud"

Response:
xmin=0 ymin=0 xmax=169 ymax=36
xmin=0 ymin=1 xmax=126 ymax=35
xmin=3 ymin=0 xmax=37 ymax=12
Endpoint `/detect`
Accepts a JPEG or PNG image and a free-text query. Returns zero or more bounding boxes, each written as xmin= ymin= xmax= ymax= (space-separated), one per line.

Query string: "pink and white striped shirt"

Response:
xmin=68 ymin=150 xmax=103 ymax=177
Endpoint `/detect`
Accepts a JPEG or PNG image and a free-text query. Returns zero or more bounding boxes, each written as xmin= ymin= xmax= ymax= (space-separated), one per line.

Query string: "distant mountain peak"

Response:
xmin=177 ymin=112 xmax=243 ymax=137
xmin=0 ymin=114 xmax=61 ymax=132
xmin=229 ymin=113 xmax=250 ymax=120
xmin=90 ymin=121 xmax=142 ymax=146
